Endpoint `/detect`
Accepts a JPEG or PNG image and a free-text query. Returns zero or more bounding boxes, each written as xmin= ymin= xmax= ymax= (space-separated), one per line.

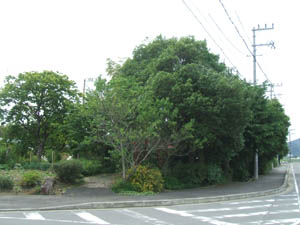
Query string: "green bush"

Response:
xmin=0 ymin=149 xmax=6 ymax=164
xmin=54 ymin=160 xmax=83 ymax=184
xmin=169 ymin=162 xmax=207 ymax=187
xmin=112 ymin=178 xmax=135 ymax=193
xmin=21 ymin=171 xmax=42 ymax=188
xmin=22 ymin=162 xmax=51 ymax=171
xmin=0 ymin=176 xmax=14 ymax=191
xmin=0 ymin=164 xmax=9 ymax=170
xmin=127 ymin=165 xmax=164 ymax=193
xmin=232 ymin=165 xmax=251 ymax=181
xmin=80 ymin=159 xmax=102 ymax=176
xmin=206 ymin=164 xmax=225 ymax=184
xmin=163 ymin=176 xmax=185 ymax=190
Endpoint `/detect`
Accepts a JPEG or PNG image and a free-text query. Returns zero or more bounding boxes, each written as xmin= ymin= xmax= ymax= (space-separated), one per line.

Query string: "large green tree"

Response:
xmin=231 ymin=84 xmax=290 ymax=180
xmin=117 ymin=36 xmax=252 ymax=173
xmin=88 ymin=74 xmax=191 ymax=179
xmin=0 ymin=71 xmax=79 ymax=159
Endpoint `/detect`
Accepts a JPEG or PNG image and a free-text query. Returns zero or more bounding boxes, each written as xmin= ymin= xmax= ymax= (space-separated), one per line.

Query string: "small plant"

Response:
xmin=0 ymin=164 xmax=9 ymax=170
xmin=0 ymin=175 xmax=14 ymax=191
xmin=206 ymin=164 xmax=225 ymax=184
xmin=80 ymin=159 xmax=102 ymax=176
xmin=112 ymin=178 xmax=135 ymax=193
xmin=54 ymin=160 xmax=83 ymax=184
xmin=22 ymin=162 xmax=51 ymax=171
xmin=21 ymin=170 xmax=42 ymax=188
xmin=163 ymin=176 xmax=185 ymax=190
xmin=13 ymin=185 xmax=22 ymax=194
xmin=127 ymin=165 xmax=164 ymax=193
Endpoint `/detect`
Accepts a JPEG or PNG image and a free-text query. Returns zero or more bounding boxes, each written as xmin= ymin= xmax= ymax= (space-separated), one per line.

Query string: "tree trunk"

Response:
xmin=36 ymin=143 xmax=44 ymax=161
xmin=121 ymin=144 xmax=126 ymax=180
xmin=254 ymin=150 xmax=258 ymax=180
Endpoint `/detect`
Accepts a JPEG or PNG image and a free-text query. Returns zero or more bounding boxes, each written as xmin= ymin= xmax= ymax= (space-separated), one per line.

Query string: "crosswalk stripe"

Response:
xmin=75 ymin=211 xmax=110 ymax=224
xmin=119 ymin=209 xmax=171 ymax=225
xmin=23 ymin=212 xmax=45 ymax=220
xmin=156 ymin=208 xmax=237 ymax=225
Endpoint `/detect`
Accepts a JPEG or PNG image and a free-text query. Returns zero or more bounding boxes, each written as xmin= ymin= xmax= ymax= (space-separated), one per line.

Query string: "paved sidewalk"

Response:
xmin=0 ymin=164 xmax=290 ymax=211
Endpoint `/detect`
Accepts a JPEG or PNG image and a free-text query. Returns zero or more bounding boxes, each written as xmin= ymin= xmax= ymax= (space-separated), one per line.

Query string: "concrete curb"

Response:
xmin=2 ymin=165 xmax=291 ymax=212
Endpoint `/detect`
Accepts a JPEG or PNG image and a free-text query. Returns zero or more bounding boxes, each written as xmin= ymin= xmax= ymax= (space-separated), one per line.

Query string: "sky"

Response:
xmin=0 ymin=0 xmax=299 ymax=140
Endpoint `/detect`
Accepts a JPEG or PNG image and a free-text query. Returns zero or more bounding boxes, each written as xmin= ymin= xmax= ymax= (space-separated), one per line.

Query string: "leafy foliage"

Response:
xmin=21 ymin=170 xmax=42 ymax=188
xmin=127 ymin=165 xmax=164 ymax=193
xmin=22 ymin=162 xmax=51 ymax=171
xmin=0 ymin=71 xmax=79 ymax=160
xmin=0 ymin=175 xmax=14 ymax=191
xmin=80 ymin=159 xmax=102 ymax=176
xmin=54 ymin=160 xmax=83 ymax=184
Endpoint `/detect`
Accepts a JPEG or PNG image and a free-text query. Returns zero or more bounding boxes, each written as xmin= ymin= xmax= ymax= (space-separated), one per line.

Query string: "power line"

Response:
xmin=217 ymin=0 xmax=252 ymax=55
xmin=235 ymin=11 xmax=252 ymax=45
xmin=182 ymin=0 xmax=241 ymax=75
xmin=208 ymin=14 xmax=247 ymax=56
xmin=217 ymin=0 xmax=272 ymax=83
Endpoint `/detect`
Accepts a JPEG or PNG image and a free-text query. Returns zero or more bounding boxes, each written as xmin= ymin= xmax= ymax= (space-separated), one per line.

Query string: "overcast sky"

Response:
xmin=0 ymin=0 xmax=299 ymax=140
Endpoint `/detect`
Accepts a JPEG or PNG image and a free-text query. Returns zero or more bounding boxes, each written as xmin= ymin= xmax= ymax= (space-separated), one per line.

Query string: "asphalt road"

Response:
xmin=0 ymin=163 xmax=299 ymax=225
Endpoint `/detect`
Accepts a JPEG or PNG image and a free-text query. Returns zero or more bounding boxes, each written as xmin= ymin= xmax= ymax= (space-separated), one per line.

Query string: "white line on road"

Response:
xmin=23 ymin=212 xmax=45 ymax=220
xmin=75 ymin=211 xmax=110 ymax=224
xmin=228 ymin=198 xmax=298 ymax=205
xmin=119 ymin=209 xmax=171 ymax=225
xmin=251 ymin=218 xmax=300 ymax=224
xmin=291 ymin=164 xmax=300 ymax=212
xmin=156 ymin=207 xmax=238 ymax=225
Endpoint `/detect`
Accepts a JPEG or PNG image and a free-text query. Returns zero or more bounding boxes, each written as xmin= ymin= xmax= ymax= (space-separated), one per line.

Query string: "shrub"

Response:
xmin=112 ymin=178 xmax=135 ymax=193
xmin=80 ymin=159 xmax=102 ymax=176
xmin=22 ymin=162 xmax=51 ymax=171
xmin=0 ymin=164 xmax=9 ymax=170
xmin=54 ymin=160 xmax=83 ymax=184
xmin=0 ymin=176 xmax=14 ymax=191
xmin=163 ymin=176 xmax=185 ymax=190
xmin=206 ymin=164 xmax=225 ymax=184
xmin=127 ymin=165 xmax=164 ymax=193
xmin=169 ymin=162 xmax=207 ymax=187
xmin=232 ymin=165 xmax=251 ymax=181
xmin=0 ymin=149 xmax=6 ymax=164
xmin=21 ymin=171 xmax=42 ymax=188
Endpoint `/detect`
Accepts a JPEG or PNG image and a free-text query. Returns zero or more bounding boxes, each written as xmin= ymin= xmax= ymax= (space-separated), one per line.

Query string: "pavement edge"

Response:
xmin=3 ymin=164 xmax=291 ymax=212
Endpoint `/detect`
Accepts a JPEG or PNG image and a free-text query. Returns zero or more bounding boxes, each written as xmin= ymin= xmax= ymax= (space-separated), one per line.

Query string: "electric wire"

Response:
xmin=182 ymin=0 xmax=241 ymax=75
xmin=235 ymin=11 xmax=252 ymax=45
xmin=217 ymin=0 xmax=272 ymax=83
xmin=208 ymin=13 xmax=247 ymax=56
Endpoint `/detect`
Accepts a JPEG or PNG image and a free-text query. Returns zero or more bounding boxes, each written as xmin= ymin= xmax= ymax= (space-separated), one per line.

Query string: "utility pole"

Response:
xmin=82 ymin=78 xmax=94 ymax=104
xmin=266 ymin=83 xmax=282 ymax=99
xmin=252 ymin=24 xmax=275 ymax=180
xmin=289 ymin=129 xmax=295 ymax=163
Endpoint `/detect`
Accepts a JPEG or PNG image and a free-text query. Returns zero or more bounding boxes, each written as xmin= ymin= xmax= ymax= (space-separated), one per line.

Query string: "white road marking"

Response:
xmin=119 ymin=209 xmax=171 ymax=225
xmin=188 ymin=202 xmax=298 ymax=214
xmin=250 ymin=218 xmax=300 ymax=224
xmin=75 ymin=211 xmax=110 ymax=225
xmin=215 ymin=211 xmax=267 ymax=219
xmin=229 ymin=198 xmax=297 ymax=205
xmin=156 ymin=208 xmax=237 ymax=225
xmin=0 ymin=215 xmax=96 ymax=224
xmin=291 ymin=219 xmax=300 ymax=225
xmin=292 ymin=164 xmax=300 ymax=212
xmin=23 ymin=212 xmax=45 ymax=220
xmin=189 ymin=204 xmax=272 ymax=213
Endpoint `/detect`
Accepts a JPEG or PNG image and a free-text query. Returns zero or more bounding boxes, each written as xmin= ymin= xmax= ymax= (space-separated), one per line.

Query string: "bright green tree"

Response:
xmin=0 ymin=71 xmax=79 ymax=160
xmin=89 ymin=74 xmax=190 ymax=179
